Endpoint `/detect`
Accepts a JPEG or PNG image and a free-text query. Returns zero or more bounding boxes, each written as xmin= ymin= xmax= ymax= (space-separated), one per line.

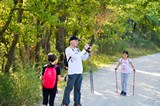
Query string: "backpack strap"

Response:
xmin=120 ymin=58 xmax=123 ymax=64
xmin=120 ymin=58 xmax=132 ymax=64
xmin=53 ymin=64 xmax=59 ymax=93
xmin=67 ymin=56 xmax=71 ymax=63
xmin=66 ymin=48 xmax=74 ymax=63
xmin=128 ymin=58 xmax=132 ymax=64
xmin=53 ymin=64 xmax=58 ymax=68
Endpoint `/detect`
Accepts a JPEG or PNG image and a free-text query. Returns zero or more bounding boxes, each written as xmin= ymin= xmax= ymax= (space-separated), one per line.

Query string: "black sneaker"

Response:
xmin=120 ymin=91 xmax=124 ymax=95
xmin=74 ymin=103 xmax=82 ymax=106
xmin=61 ymin=103 xmax=68 ymax=106
xmin=123 ymin=92 xmax=127 ymax=96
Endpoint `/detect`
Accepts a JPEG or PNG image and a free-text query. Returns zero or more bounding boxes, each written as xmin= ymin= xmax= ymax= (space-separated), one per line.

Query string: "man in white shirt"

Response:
xmin=62 ymin=36 xmax=90 ymax=106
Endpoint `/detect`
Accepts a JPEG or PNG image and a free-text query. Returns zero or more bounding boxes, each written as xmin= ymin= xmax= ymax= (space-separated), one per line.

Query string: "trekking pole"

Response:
xmin=115 ymin=69 xmax=118 ymax=93
xmin=88 ymin=35 xmax=94 ymax=94
xmin=133 ymin=70 xmax=135 ymax=96
xmin=89 ymin=54 xmax=94 ymax=94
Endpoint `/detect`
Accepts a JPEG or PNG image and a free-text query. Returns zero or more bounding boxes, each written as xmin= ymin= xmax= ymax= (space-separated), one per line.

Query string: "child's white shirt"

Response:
xmin=119 ymin=58 xmax=132 ymax=73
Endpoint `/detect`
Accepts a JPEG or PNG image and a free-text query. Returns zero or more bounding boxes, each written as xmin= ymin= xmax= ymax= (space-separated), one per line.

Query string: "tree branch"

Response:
xmin=0 ymin=8 xmax=15 ymax=38
xmin=0 ymin=7 xmax=29 ymax=38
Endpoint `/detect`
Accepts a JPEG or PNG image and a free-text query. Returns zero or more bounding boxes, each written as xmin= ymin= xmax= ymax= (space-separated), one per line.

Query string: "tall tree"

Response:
xmin=5 ymin=0 xmax=23 ymax=74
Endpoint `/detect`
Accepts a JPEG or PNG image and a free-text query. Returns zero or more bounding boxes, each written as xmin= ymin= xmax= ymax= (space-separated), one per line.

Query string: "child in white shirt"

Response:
xmin=115 ymin=50 xmax=135 ymax=96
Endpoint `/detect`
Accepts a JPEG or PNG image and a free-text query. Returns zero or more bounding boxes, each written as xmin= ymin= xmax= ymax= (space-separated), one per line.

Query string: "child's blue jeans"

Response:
xmin=121 ymin=73 xmax=129 ymax=92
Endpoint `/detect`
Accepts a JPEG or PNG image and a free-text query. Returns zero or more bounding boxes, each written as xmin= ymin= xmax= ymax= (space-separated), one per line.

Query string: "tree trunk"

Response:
xmin=35 ymin=42 xmax=41 ymax=67
xmin=35 ymin=20 xmax=42 ymax=67
xmin=5 ymin=34 xmax=19 ymax=74
xmin=1 ymin=57 xmax=5 ymax=72
xmin=56 ymin=26 xmax=66 ymax=53
xmin=55 ymin=16 xmax=67 ymax=68
xmin=55 ymin=26 xmax=66 ymax=68
xmin=42 ymin=26 xmax=52 ymax=54
xmin=24 ymin=42 xmax=31 ymax=63
xmin=4 ymin=0 xmax=23 ymax=74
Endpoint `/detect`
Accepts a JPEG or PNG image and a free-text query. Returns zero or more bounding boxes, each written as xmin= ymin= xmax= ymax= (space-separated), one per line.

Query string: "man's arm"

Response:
xmin=66 ymin=44 xmax=90 ymax=59
xmin=81 ymin=52 xmax=89 ymax=60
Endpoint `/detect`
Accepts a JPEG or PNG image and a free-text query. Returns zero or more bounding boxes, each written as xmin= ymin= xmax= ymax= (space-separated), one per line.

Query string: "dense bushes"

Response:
xmin=96 ymin=34 xmax=159 ymax=54
xmin=0 ymin=74 xmax=16 ymax=105
xmin=0 ymin=65 xmax=41 ymax=106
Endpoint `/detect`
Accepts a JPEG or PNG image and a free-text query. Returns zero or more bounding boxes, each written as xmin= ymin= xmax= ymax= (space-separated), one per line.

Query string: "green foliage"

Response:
xmin=127 ymin=34 xmax=158 ymax=50
xmin=83 ymin=58 xmax=97 ymax=73
xmin=0 ymin=73 xmax=16 ymax=106
xmin=126 ymin=47 xmax=159 ymax=58
xmin=96 ymin=37 xmax=127 ymax=54
xmin=0 ymin=64 xmax=41 ymax=106
xmin=13 ymin=64 xmax=41 ymax=106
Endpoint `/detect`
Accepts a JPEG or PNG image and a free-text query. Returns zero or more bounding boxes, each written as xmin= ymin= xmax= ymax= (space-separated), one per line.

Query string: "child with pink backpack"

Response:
xmin=40 ymin=53 xmax=66 ymax=106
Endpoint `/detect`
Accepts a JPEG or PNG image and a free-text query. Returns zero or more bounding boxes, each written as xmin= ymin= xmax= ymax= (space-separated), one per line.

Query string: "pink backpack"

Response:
xmin=43 ymin=65 xmax=57 ymax=89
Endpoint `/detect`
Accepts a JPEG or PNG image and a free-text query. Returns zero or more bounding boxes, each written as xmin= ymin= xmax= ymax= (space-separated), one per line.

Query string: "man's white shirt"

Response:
xmin=65 ymin=47 xmax=89 ymax=75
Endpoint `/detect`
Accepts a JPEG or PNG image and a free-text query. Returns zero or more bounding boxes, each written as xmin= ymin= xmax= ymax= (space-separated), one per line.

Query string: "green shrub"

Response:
xmin=0 ymin=64 xmax=41 ymax=106
xmin=0 ymin=73 xmax=16 ymax=106
xmin=13 ymin=64 xmax=41 ymax=106
xmin=96 ymin=38 xmax=128 ymax=55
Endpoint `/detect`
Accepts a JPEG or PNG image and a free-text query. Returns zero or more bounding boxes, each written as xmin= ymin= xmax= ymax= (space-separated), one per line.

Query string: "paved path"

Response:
xmin=42 ymin=53 xmax=160 ymax=106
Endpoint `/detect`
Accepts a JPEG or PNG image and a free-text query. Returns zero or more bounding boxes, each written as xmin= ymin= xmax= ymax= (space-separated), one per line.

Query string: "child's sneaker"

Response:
xmin=74 ymin=103 xmax=82 ymax=106
xmin=61 ymin=103 xmax=68 ymax=106
xmin=123 ymin=92 xmax=127 ymax=96
xmin=120 ymin=91 xmax=124 ymax=95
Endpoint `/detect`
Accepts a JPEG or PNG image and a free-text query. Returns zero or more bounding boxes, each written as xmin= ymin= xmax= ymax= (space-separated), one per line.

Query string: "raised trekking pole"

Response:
xmin=133 ymin=70 xmax=136 ymax=96
xmin=88 ymin=35 xmax=94 ymax=94
xmin=89 ymin=56 xmax=94 ymax=94
xmin=115 ymin=69 xmax=118 ymax=93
